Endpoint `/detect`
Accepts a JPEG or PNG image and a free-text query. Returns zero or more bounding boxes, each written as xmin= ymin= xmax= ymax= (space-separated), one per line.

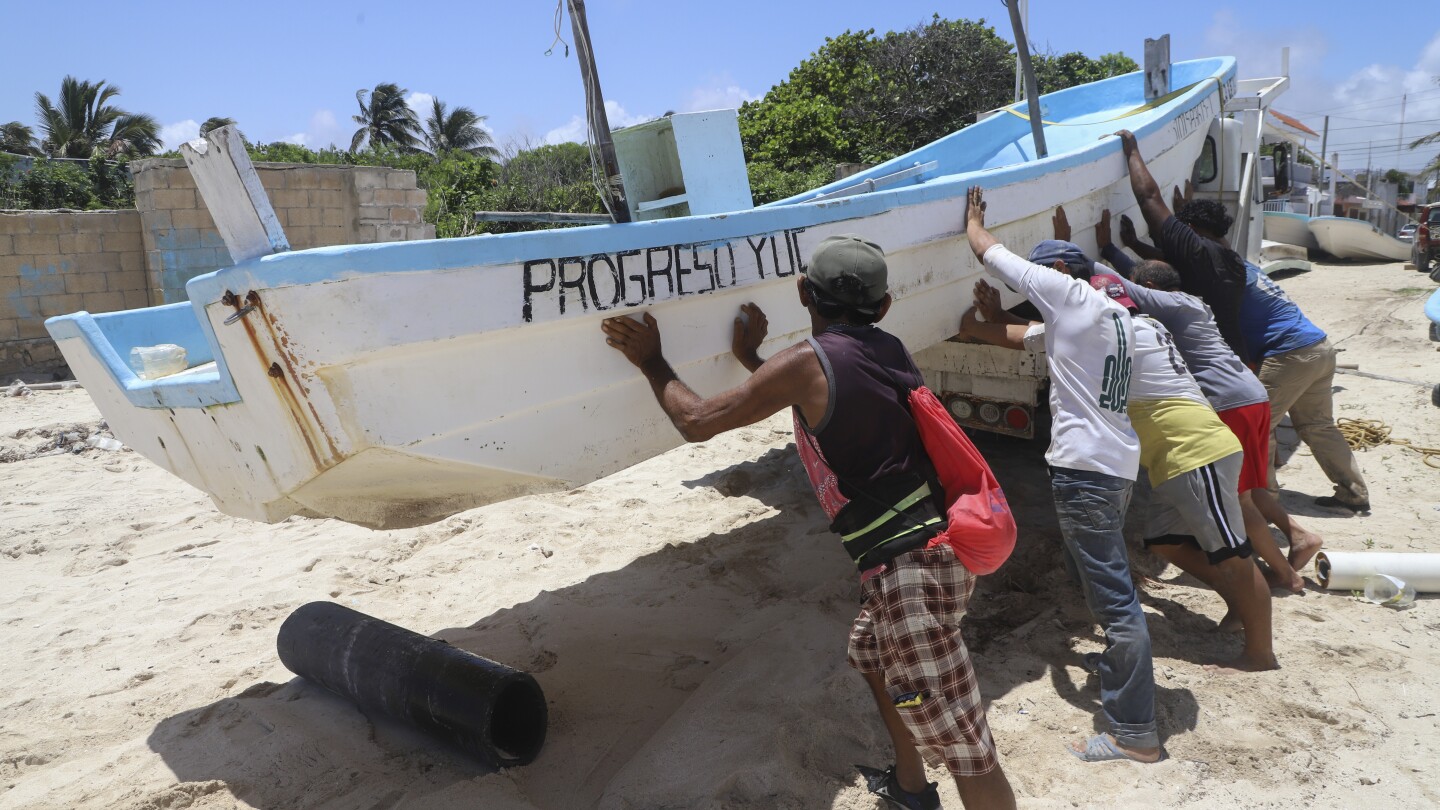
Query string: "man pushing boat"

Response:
xmin=602 ymin=234 xmax=1017 ymax=809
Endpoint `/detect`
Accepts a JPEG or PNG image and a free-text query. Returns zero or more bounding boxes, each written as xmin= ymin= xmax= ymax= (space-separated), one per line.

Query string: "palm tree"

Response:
xmin=350 ymin=83 xmax=420 ymax=153
xmin=421 ymin=97 xmax=499 ymax=159
xmin=34 ymin=76 xmax=160 ymax=158
xmin=1 ymin=121 xmax=38 ymax=155
xmin=105 ymin=112 xmax=160 ymax=157
xmin=199 ymin=116 xmax=237 ymax=137
xmin=1411 ymin=130 xmax=1440 ymax=183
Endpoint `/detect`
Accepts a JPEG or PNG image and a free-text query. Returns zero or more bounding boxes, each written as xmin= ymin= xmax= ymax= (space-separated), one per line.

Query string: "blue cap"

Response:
xmin=1027 ymin=240 xmax=1095 ymax=278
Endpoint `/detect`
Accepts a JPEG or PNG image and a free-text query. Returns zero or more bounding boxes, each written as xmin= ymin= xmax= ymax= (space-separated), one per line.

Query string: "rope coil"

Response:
xmin=1336 ymin=418 xmax=1440 ymax=469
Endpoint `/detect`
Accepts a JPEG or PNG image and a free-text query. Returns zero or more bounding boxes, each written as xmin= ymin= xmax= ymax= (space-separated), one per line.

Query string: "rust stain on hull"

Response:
xmin=225 ymin=289 xmax=343 ymax=470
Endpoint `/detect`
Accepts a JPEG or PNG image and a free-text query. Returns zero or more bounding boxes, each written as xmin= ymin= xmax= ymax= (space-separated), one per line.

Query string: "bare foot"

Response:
xmin=1287 ymin=525 xmax=1323 ymax=573
xmin=1260 ymin=564 xmax=1305 ymax=594
xmin=1205 ymin=654 xmax=1280 ymax=674
xmin=1217 ymin=611 xmax=1244 ymax=634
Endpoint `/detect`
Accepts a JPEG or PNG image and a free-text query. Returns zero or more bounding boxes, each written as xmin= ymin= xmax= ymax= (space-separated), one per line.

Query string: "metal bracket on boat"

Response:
xmin=810 ymin=161 xmax=939 ymax=202
xmin=222 ymin=290 xmax=260 ymax=325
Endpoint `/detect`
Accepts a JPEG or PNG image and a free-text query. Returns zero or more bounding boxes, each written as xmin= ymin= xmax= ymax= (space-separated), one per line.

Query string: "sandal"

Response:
xmin=1066 ymin=734 xmax=1165 ymax=763
xmin=855 ymin=764 xmax=940 ymax=810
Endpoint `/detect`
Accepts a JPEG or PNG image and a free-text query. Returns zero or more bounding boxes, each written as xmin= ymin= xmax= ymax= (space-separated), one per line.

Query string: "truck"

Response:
xmin=1411 ymin=201 xmax=1440 ymax=280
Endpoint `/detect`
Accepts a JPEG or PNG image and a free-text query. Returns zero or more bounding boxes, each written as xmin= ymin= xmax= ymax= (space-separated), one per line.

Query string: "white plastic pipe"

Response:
xmin=1315 ymin=551 xmax=1440 ymax=592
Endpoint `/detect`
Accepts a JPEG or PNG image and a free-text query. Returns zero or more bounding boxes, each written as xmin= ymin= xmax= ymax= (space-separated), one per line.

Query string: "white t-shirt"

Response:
xmin=982 ymin=244 xmax=1140 ymax=480
xmin=1128 ymin=316 xmax=1208 ymax=404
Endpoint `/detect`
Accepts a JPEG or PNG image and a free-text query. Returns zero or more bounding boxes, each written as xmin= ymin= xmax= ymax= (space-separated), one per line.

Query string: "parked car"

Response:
xmin=1413 ymin=203 xmax=1440 ymax=278
xmin=1397 ymin=222 xmax=1417 ymax=242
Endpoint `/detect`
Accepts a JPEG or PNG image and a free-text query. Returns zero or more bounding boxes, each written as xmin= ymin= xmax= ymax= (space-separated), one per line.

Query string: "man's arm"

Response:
xmin=960 ymin=307 xmax=1030 ymax=350
xmin=1095 ymin=209 xmax=1135 ymax=278
xmin=602 ymin=312 xmax=826 ymax=442
xmin=1116 ymin=129 xmax=1172 ymax=235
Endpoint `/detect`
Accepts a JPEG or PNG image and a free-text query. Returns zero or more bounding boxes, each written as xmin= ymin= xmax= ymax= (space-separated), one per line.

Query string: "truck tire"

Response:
xmin=1418 ymin=248 xmax=1433 ymax=274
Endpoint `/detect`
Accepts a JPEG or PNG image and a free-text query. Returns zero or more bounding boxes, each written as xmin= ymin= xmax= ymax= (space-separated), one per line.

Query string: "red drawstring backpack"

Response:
xmin=794 ymin=384 xmax=1016 ymax=576
xmin=905 ymin=385 xmax=1016 ymax=575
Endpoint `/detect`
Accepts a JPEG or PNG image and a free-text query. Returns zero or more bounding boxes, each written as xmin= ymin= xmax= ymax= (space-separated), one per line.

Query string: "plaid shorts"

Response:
xmin=847 ymin=542 xmax=998 ymax=776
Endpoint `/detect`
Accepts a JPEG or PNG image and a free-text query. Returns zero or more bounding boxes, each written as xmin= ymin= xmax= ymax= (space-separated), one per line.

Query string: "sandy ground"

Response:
xmin=1 ymin=260 xmax=1438 ymax=810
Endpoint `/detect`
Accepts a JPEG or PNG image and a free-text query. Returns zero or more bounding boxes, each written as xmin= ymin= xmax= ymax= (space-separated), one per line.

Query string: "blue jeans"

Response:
xmin=1050 ymin=466 xmax=1159 ymax=750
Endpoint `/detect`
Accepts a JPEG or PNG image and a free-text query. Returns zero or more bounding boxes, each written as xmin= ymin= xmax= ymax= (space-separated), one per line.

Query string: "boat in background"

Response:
xmin=47 ymin=57 xmax=1239 ymax=528
xmin=1308 ymin=215 xmax=1412 ymax=262
xmin=1263 ymin=210 xmax=1318 ymax=251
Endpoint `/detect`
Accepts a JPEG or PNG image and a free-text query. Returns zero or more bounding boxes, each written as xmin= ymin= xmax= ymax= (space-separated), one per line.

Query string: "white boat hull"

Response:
xmin=1309 ymin=216 xmax=1411 ymax=262
xmin=48 ymin=59 xmax=1236 ymax=527
xmin=1262 ymin=211 xmax=1318 ymax=250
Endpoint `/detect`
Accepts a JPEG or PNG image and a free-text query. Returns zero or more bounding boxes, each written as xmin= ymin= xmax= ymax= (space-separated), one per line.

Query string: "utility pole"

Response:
xmin=1365 ymin=142 xmax=1374 ymax=225
xmin=1397 ymin=94 xmax=1407 ymax=172
xmin=1328 ymin=151 xmax=1338 ymax=216
xmin=1317 ymin=115 xmax=1329 ymax=217
xmin=567 ymin=0 xmax=630 ymax=222
xmin=1006 ymin=0 xmax=1047 ymax=159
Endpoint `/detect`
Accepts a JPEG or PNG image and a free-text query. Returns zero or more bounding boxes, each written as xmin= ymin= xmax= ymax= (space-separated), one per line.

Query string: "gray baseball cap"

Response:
xmin=807 ymin=234 xmax=888 ymax=310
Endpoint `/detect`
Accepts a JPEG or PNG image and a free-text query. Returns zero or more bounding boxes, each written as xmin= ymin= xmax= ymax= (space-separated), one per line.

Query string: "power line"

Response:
xmin=1322 ymin=117 xmax=1440 ymax=133
xmin=1288 ymin=87 xmax=1440 ymax=117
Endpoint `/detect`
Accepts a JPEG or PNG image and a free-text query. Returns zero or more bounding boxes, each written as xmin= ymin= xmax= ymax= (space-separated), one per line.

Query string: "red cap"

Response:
xmin=1089 ymin=273 xmax=1136 ymax=312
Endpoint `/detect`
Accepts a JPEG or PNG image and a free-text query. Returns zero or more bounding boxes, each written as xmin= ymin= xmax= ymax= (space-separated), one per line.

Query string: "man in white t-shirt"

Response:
xmin=959 ymin=186 xmax=1161 ymax=764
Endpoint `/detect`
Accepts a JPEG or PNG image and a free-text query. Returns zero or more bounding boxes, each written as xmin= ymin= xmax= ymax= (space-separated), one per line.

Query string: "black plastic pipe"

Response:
xmin=276 ymin=601 xmax=547 ymax=767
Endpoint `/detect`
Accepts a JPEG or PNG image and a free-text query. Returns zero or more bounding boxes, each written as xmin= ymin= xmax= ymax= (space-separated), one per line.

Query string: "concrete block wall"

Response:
xmin=2 ymin=161 xmax=434 ymax=377
xmin=1 ymin=210 xmax=147 ymax=375
xmin=131 ymin=160 xmax=433 ymax=304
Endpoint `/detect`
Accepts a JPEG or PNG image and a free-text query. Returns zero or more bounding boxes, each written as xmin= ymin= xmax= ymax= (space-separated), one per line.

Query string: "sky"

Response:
xmin=4 ymin=1 xmax=1438 ymax=173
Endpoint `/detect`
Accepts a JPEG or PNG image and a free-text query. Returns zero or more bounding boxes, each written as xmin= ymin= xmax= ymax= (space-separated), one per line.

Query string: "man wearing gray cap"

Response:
xmin=603 ymin=233 xmax=1016 ymax=810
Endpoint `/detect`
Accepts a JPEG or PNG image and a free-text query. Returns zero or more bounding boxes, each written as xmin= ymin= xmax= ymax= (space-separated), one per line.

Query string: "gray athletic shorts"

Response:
xmin=1143 ymin=451 xmax=1252 ymax=564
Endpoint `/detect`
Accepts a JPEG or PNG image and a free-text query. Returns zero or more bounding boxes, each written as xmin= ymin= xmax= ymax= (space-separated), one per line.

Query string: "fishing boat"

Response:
xmin=1308 ymin=215 xmax=1411 ymax=262
xmin=47 ymin=57 xmax=1238 ymax=528
xmin=1262 ymin=210 xmax=1318 ymax=251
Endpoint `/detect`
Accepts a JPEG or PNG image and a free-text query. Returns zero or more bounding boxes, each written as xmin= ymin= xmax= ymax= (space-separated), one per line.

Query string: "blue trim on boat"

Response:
xmin=45 ymin=56 xmax=1235 ymax=410
xmin=45 ymin=302 xmax=240 ymax=409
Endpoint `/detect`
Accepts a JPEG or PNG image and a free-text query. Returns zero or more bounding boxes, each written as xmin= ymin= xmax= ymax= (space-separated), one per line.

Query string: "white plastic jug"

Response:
xmin=128 ymin=344 xmax=188 ymax=380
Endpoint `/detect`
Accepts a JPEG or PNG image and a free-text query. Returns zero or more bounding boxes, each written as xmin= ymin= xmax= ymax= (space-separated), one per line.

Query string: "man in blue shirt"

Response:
xmin=1240 ymin=264 xmax=1370 ymax=512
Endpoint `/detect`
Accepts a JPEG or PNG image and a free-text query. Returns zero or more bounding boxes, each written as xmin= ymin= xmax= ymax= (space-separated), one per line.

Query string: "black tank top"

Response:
xmin=801 ymin=324 xmax=929 ymax=500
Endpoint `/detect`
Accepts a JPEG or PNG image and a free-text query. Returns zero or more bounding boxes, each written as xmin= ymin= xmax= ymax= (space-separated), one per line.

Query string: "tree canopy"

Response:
xmin=1409 ymin=75 xmax=1440 ymax=184
xmin=738 ymin=16 xmax=1137 ymax=202
xmin=33 ymin=76 xmax=160 ymax=158
xmin=421 ymin=98 xmax=499 ymax=159
xmin=199 ymin=117 xmax=236 ymax=137
xmin=1 ymin=121 xmax=38 ymax=155
xmin=351 ymin=83 xmax=421 ymax=153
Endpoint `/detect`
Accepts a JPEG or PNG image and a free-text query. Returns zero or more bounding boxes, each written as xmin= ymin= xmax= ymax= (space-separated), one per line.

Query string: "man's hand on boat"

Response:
xmin=964 ymin=186 xmax=999 ymax=260
xmin=1118 ymin=214 xmax=1140 ymax=249
xmin=732 ymin=302 xmax=769 ymax=373
xmin=1114 ymin=129 xmax=1138 ymax=155
xmin=972 ymin=280 xmax=1007 ymax=324
xmin=1096 ymin=209 xmax=1113 ymax=252
xmin=1052 ymin=205 xmax=1072 ymax=242
xmin=602 ymin=312 xmax=664 ymax=371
